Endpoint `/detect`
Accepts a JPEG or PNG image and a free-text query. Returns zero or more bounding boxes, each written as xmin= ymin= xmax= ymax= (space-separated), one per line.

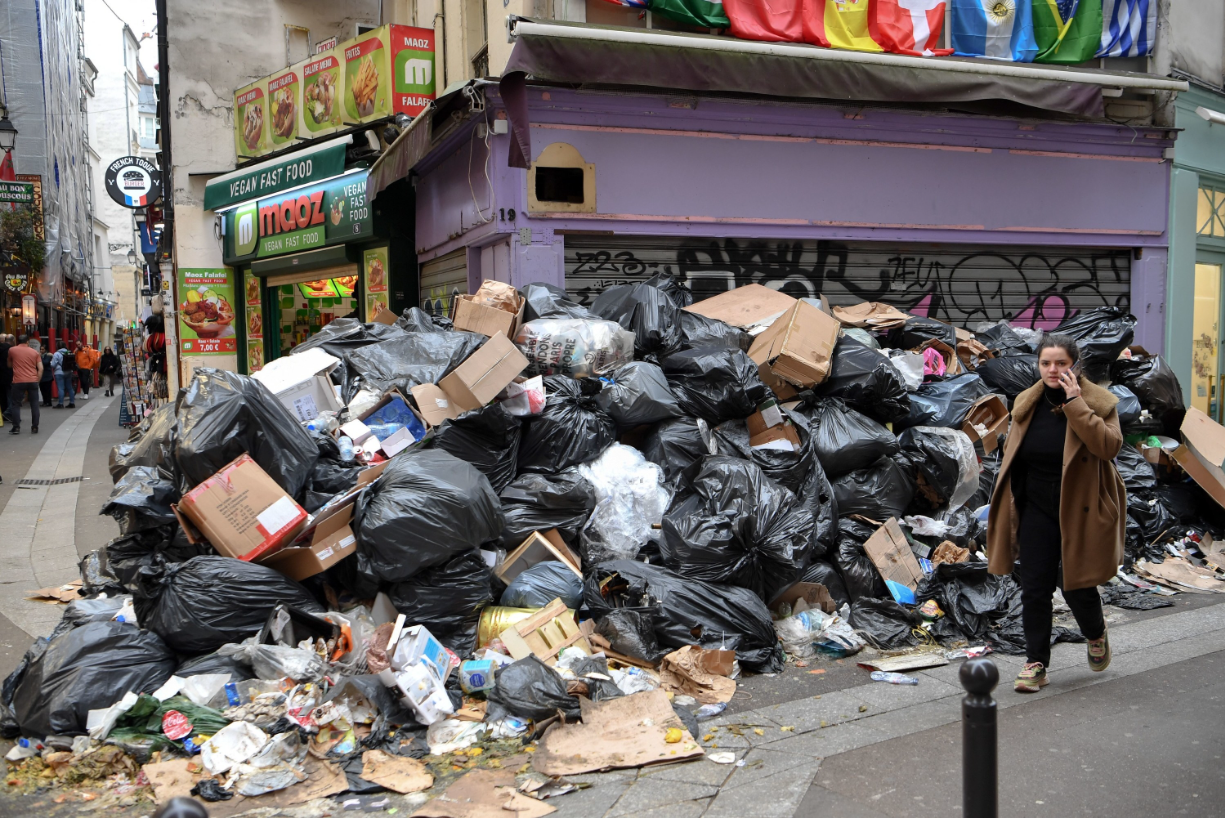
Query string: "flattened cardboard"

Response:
xmin=771 ymin=581 xmax=836 ymax=615
xmin=1174 ymin=407 xmax=1225 ymax=508
xmin=682 ymin=284 xmax=797 ymax=331
xmin=412 ymin=332 xmax=529 ymax=427
xmin=373 ymin=308 xmax=398 ymax=326
xmin=832 ymin=301 xmax=908 ymax=329
xmin=177 ymin=454 xmax=308 ymax=561
xmin=258 ymin=504 xmax=356 ymax=581
xmin=360 ymin=750 xmax=433 ymax=794
xmin=496 ymin=529 xmax=582 ymax=583
xmin=961 ymin=394 xmax=1010 ymax=454
xmin=658 ymin=645 xmax=737 ymax=704
xmin=251 ymin=348 xmax=343 ymax=422
xmin=411 ymin=383 xmax=458 ymax=427
xmin=863 ymin=518 xmax=925 ymax=592
xmin=746 ymin=405 xmax=803 ymax=449
xmin=749 ymin=300 xmax=841 ymax=387
xmin=532 ymin=690 xmax=704 ymax=776
xmin=451 ymin=293 xmax=525 ymax=339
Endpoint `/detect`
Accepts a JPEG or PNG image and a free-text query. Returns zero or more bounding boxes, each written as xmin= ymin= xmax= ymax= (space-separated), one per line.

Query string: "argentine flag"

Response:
xmin=1097 ymin=0 xmax=1157 ymax=57
xmin=951 ymin=0 xmax=1039 ymax=62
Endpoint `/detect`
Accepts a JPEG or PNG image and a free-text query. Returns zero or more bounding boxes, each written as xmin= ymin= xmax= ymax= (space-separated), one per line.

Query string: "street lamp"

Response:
xmin=0 ymin=113 xmax=16 ymax=153
xmin=127 ymin=248 xmax=138 ymax=265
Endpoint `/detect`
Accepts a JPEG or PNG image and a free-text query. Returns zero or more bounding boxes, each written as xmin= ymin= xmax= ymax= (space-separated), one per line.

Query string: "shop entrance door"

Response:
xmin=263 ymin=264 xmax=361 ymax=363
xmin=1193 ymin=254 xmax=1225 ymax=422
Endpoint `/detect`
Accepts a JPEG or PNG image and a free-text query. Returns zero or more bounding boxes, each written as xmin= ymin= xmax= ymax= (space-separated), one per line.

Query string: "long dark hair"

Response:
xmin=1036 ymin=333 xmax=1080 ymax=365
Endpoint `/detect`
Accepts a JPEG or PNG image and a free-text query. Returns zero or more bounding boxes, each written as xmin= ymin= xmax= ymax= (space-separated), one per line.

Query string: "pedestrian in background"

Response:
xmin=986 ymin=334 xmax=1125 ymax=693
xmin=0 ymin=333 xmax=13 ymax=427
xmin=39 ymin=344 xmax=54 ymax=406
xmin=52 ymin=346 xmax=76 ymax=409
xmin=100 ymin=346 xmax=120 ymax=396
xmin=7 ymin=335 xmax=42 ymax=435
xmin=74 ymin=342 xmax=96 ymax=401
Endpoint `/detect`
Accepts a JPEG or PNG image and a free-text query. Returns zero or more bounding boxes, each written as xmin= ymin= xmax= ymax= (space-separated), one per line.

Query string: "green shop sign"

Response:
xmin=0 ymin=182 xmax=34 ymax=205
xmin=223 ymin=169 xmax=372 ymax=264
xmin=204 ymin=138 xmax=348 ymax=212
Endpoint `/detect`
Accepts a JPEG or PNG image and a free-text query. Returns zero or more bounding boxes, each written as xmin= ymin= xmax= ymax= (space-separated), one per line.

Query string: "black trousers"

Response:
xmin=1018 ymin=504 xmax=1106 ymax=667
xmin=39 ymin=380 xmax=52 ymax=405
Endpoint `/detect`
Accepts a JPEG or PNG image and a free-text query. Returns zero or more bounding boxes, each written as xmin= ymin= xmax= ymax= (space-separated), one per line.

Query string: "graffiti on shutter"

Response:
xmin=420 ymin=249 xmax=468 ymax=318
xmin=564 ymin=237 xmax=1130 ymax=330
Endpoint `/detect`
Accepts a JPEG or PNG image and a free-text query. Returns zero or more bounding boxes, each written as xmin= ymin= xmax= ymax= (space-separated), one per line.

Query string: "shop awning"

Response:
xmin=504 ymin=18 xmax=1188 ymax=120
xmin=204 ymin=135 xmax=353 ymax=212
xmin=367 ymin=104 xmax=434 ymax=203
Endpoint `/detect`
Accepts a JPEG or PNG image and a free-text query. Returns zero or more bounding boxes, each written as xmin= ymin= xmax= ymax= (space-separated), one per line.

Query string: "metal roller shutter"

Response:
xmin=420 ymin=249 xmax=468 ymax=318
xmin=564 ymin=236 xmax=1131 ymax=329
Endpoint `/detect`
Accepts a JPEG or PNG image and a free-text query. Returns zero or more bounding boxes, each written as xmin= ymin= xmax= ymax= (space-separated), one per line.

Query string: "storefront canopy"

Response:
xmin=203 ymin=134 xmax=353 ymax=212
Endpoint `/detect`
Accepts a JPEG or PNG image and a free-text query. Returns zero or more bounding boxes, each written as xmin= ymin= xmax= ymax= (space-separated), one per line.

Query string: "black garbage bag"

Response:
xmin=176 ymin=651 xmax=256 ymax=683
xmin=916 ymin=563 xmax=1018 ymax=641
xmin=595 ymin=362 xmax=683 ymax=431
xmin=832 ymin=517 xmax=889 ymax=602
xmin=174 ymin=369 xmax=319 ymax=498
xmin=813 ymin=335 xmax=910 ymax=424
xmin=486 ymin=656 xmax=580 ymax=723
xmin=849 ymin=598 xmax=919 ymax=649
xmin=1108 ymin=385 xmax=1142 ymax=427
xmin=594 ymin=609 xmax=665 ymax=663
xmin=101 ymin=465 xmax=179 ymax=534
xmin=1150 ymin=483 xmax=1202 ymax=525
xmin=661 ymin=456 xmax=815 ymax=601
xmin=12 ymin=621 xmax=176 ymax=737
xmin=658 ymin=347 xmax=770 ymax=424
xmin=434 ymin=403 xmax=522 ymax=493
xmin=498 ymin=469 xmax=596 ymax=549
xmin=831 ymin=456 xmax=915 ymax=521
xmin=678 ymin=311 xmax=748 ymax=351
xmin=585 ymin=560 xmax=785 ymax=672
xmin=133 ymin=556 xmax=323 ymax=655
xmin=975 ymin=356 xmax=1039 ymax=406
xmin=1 ymin=638 xmax=47 ymax=738
xmin=898 ymin=426 xmax=978 ymax=512
xmin=643 ymin=272 xmax=694 ymax=309
xmin=518 ymin=376 xmax=617 ymax=474
xmin=592 ymin=281 xmax=682 ymax=357
xmin=109 ymin=402 xmax=179 ymax=485
xmin=1127 ymin=491 xmax=1178 ymax=544
xmin=387 ymin=549 xmax=492 ymax=655
xmin=291 ymin=318 xmax=408 ymax=396
xmin=396 ymin=307 xmax=449 ymax=334
xmin=800 ymin=559 xmax=852 ymax=609
xmin=520 ymin=282 xmax=592 ymax=321
xmin=1109 ymin=354 xmax=1186 ymax=437
xmin=355 ymin=449 xmax=505 ymax=584
xmin=640 ymin=416 xmax=717 ymax=492
xmin=51 ymin=598 xmax=128 ymax=640
xmin=303 ymin=431 xmax=365 ymax=513
xmin=1116 ymin=445 xmax=1156 ymax=492
xmin=1054 ymin=307 xmax=1137 ymax=382
xmin=897 ymin=374 xmax=991 ymax=431
xmin=987 ymin=595 xmax=1085 ymax=655
xmin=975 ymin=323 xmax=1031 ymax=355
xmin=500 ymin=562 xmax=583 ymax=609
xmin=343 ymin=331 xmax=485 ymax=403
xmin=899 ymin=315 xmax=956 ymax=350
xmin=806 ymin=398 xmax=899 ymax=479
xmin=97 ymin=525 xmax=215 ymax=595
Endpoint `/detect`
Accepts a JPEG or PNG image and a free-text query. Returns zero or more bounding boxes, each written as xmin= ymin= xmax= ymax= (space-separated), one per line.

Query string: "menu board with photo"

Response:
xmin=234 ymin=80 xmax=269 ymax=160
xmin=267 ymin=66 xmax=300 ymax=148
xmin=243 ymin=270 xmax=265 ymax=372
xmin=179 ymin=268 xmax=238 ymax=355
xmin=364 ymin=246 xmax=389 ymax=321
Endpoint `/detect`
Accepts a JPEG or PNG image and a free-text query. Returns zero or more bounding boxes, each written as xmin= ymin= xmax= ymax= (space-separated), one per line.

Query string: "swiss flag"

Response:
xmin=0 ymin=151 xmax=15 ymax=182
xmin=870 ymin=0 xmax=953 ymax=56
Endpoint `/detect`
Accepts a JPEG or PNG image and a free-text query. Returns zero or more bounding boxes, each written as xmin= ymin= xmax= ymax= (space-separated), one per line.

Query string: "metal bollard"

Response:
xmin=960 ymin=657 xmax=999 ymax=818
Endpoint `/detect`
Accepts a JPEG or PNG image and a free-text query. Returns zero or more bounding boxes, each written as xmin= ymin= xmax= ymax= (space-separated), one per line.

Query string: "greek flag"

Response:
xmin=950 ymin=0 xmax=1038 ymax=62
xmin=1097 ymin=0 xmax=1157 ymax=57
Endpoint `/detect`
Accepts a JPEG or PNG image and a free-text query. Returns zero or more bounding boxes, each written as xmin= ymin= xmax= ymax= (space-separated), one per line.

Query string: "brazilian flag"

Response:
xmin=1032 ymin=0 xmax=1103 ymax=64
xmin=649 ymin=0 xmax=730 ymax=29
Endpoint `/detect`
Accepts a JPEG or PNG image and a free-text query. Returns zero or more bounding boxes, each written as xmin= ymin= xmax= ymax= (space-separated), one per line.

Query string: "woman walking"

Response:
xmin=986 ymin=334 xmax=1125 ymax=693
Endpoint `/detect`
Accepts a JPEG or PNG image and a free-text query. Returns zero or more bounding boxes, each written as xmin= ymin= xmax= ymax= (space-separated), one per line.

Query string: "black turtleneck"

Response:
xmin=1013 ymin=386 xmax=1071 ymax=519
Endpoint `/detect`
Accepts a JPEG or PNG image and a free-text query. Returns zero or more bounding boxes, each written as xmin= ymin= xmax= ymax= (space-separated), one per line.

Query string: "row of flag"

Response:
xmin=607 ymin=0 xmax=1157 ymax=64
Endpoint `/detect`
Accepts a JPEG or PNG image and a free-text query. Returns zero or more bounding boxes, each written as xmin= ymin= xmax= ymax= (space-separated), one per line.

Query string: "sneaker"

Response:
xmin=54 ymin=404 xmax=63 ymax=409
xmin=1088 ymin=629 xmax=1111 ymax=672
xmin=8 ymin=427 xmax=18 ymax=435
xmin=1014 ymin=662 xmax=1048 ymax=693
xmin=68 ymin=403 xmax=76 ymax=408
xmin=31 ymin=427 xmax=38 ymax=434
xmin=83 ymin=393 xmax=89 ymax=401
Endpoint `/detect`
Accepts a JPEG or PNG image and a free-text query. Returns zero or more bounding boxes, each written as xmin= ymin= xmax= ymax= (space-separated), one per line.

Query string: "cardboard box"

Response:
xmin=1173 ymin=407 xmax=1225 ymax=508
xmin=349 ymin=390 xmax=429 ymax=454
xmin=411 ymin=332 xmax=528 ymax=426
xmin=749 ymin=300 xmax=841 ymax=388
xmin=251 ymin=347 xmax=343 ymax=422
xmin=746 ymin=403 xmax=802 ymax=451
xmin=451 ymin=290 xmax=525 ymax=339
xmin=258 ymin=504 xmax=357 ymax=581
xmin=831 ymin=301 xmax=908 ymax=330
xmin=960 ymin=394 xmax=1010 ymax=454
xmin=862 ymin=518 xmax=924 ymax=605
xmin=770 ymin=582 xmax=836 ymax=614
xmin=177 ymin=454 xmax=308 ymax=561
xmin=682 ymin=284 xmax=797 ymax=332
xmin=496 ymin=529 xmax=581 ymax=584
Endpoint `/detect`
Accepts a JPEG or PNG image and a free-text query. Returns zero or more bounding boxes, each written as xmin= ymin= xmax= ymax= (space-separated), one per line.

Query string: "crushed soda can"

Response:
xmin=459 ymin=659 xmax=496 ymax=694
xmin=944 ymin=645 xmax=993 ymax=660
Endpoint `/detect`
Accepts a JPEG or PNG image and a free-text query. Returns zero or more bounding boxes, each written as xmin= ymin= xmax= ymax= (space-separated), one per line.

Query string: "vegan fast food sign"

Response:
xmin=223 ymin=170 xmax=373 ymax=263
xmin=232 ymin=25 xmax=435 ymax=160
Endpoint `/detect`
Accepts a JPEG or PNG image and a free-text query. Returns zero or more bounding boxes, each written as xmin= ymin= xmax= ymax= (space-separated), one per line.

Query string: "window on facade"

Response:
xmin=535 ymin=167 xmax=585 ymax=204
xmin=1198 ymin=186 xmax=1225 ymax=238
xmin=141 ymin=117 xmax=156 ymax=139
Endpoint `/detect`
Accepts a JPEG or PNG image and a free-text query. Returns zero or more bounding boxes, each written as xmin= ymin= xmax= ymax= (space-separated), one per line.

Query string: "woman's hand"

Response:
xmin=1059 ymin=370 xmax=1082 ymax=400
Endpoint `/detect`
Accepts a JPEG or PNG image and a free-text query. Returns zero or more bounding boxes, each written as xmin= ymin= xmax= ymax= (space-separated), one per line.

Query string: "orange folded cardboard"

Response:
xmin=749 ymin=300 xmax=841 ymax=388
xmin=411 ymin=332 xmax=529 ymax=427
xmin=177 ymin=454 xmax=308 ymax=561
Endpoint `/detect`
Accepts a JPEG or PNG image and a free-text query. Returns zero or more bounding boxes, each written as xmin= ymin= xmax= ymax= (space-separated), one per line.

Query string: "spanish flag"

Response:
xmin=807 ymin=0 xmax=885 ymax=52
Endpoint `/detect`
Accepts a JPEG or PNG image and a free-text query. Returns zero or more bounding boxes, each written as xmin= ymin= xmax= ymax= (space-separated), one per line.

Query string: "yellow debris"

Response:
xmin=753 ymin=728 xmax=764 ymax=736
xmin=665 ymin=728 xmax=684 ymax=744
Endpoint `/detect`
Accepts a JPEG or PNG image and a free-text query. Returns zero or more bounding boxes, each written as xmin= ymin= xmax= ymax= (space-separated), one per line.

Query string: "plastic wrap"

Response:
xmin=591 ymin=281 xmax=682 ymax=357
xmin=595 ymin=362 xmax=683 ymax=430
xmin=814 ymin=335 xmax=911 ymax=424
xmin=584 ymin=560 xmax=785 ymax=672
xmin=434 ymin=403 xmax=522 ymax=493
xmin=1054 ymin=307 xmax=1136 ymax=382
xmin=831 ymin=456 xmax=915 ymax=521
xmin=174 ymin=369 xmax=319 ymax=498
xmin=500 ymin=562 xmax=583 ymax=609
xmin=355 ymin=449 xmax=504 ymax=584
xmin=386 ymin=549 xmax=492 ymax=655
xmin=896 ymin=374 xmax=991 ymax=431
xmin=498 ymin=469 xmax=597 ymax=549
xmin=806 ymin=398 xmax=899 ymax=479
xmin=661 ymin=456 xmax=815 ymax=601
xmin=518 ymin=376 xmax=617 ymax=473
xmin=658 ymin=346 xmax=770 ymax=424
xmin=899 ymin=426 xmax=981 ymax=512
xmin=516 ymin=318 xmax=635 ymax=377
xmin=578 ymin=443 xmax=671 ymax=564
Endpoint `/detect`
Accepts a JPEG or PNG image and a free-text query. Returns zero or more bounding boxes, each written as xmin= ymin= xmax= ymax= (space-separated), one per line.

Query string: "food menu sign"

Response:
xmin=178 ymin=268 xmax=238 ymax=355
xmin=297 ymin=48 xmax=342 ymax=138
xmin=364 ymin=246 xmax=389 ymax=320
xmin=267 ymin=67 xmax=299 ymax=148
xmin=243 ymin=270 xmax=265 ymax=372
xmin=341 ymin=25 xmax=436 ymax=123
xmin=234 ymin=79 xmax=269 ymax=160
xmin=223 ymin=169 xmax=373 ymax=263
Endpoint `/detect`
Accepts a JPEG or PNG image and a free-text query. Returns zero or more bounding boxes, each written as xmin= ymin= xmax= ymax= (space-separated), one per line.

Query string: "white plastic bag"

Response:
xmin=909 ymin=426 xmax=981 ymax=511
xmin=218 ymin=641 xmax=325 ymax=683
xmin=579 ymin=444 xmax=671 ymax=563
xmin=202 ymin=721 xmax=270 ymax=775
xmin=516 ymin=318 xmax=635 ymax=378
xmin=881 ymin=349 xmax=925 ymax=392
